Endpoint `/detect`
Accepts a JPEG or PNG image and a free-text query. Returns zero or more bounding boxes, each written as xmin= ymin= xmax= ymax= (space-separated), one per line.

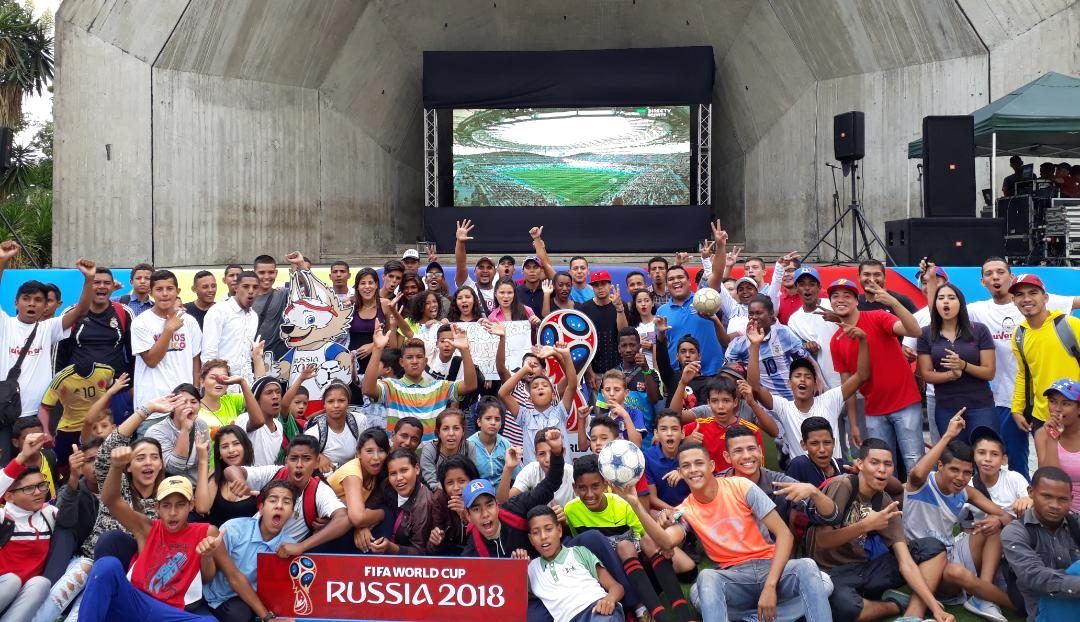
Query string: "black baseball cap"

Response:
xmin=498 ymin=255 xmax=515 ymax=265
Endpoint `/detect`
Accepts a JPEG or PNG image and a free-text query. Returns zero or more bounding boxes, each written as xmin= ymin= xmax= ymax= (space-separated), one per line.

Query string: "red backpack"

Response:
xmin=273 ymin=468 xmax=323 ymax=531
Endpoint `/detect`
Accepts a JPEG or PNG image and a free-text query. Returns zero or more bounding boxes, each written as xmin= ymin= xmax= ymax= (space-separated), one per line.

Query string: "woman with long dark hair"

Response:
xmin=349 ymin=267 xmax=386 ymax=368
xmin=916 ymin=283 xmax=996 ymax=440
xmin=328 ymin=427 xmax=391 ymax=532
xmin=194 ymin=424 xmax=257 ymax=526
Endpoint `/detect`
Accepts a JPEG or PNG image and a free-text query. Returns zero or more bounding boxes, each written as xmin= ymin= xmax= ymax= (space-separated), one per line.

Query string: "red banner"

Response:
xmin=256 ymin=553 xmax=528 ymax=620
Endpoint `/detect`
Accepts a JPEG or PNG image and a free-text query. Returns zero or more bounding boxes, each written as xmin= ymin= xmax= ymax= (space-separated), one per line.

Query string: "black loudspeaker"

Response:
xmin=833 ymin=111 xmax=864 ymax=161
xmin=885 ymin=217 xmax=1003 ymax=266
xmin=922 ymin=116 xmax=975 ymax=217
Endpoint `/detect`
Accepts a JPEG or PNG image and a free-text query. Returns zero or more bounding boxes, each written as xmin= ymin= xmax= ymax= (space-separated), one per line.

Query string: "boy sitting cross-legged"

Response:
xmin=564 ymin=455 xmax=691 ymax=622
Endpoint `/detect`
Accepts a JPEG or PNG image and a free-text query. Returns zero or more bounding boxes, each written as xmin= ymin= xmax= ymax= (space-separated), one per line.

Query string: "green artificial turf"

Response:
xmin=502 ymin=166 xmax=633 ymax=205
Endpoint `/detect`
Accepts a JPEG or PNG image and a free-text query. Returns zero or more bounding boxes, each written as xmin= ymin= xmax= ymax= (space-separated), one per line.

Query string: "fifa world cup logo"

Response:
xmin=289 ymin=556 xmax=317 ymax=615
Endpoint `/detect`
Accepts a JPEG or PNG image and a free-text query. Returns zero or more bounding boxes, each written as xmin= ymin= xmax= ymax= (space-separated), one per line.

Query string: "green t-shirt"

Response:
xmin=564 ymin=493 xmax=645 ymax=539
xmin=197 ymin=393 xmax=246 ymax=439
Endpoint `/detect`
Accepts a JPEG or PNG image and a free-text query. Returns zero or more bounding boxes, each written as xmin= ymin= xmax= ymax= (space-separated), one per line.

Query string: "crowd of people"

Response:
xmin=0 ymin=214 xmax=1077 ymax=622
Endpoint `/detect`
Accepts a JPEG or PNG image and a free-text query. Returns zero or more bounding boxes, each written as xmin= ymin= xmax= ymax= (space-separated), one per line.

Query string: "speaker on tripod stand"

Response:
xmin=806 ymin=111 xmax=895 ymax=265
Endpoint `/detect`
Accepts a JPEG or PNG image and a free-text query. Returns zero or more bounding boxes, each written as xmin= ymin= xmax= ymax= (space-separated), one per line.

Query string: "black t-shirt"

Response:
xmin=857 ymin=290 xmax=917 ymax=315
xmin=56 ymin=304 xmax=132 ymax=375
xmin=183 ymin=302 xmax=210 ymax=329
xmin=577 ymin=300 xmax=619 ymax=374
xmin=516 ymin=283 xmax=545 ymax=318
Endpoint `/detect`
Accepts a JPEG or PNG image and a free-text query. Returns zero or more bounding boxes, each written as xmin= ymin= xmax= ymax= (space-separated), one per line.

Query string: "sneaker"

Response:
xmin=881 ymin=589 xmax=911 ymax=613
xmin=963 ymin=596 xmax=1007 ymax=622
xmin=891 ymin=617 xmax=925 ymax=622
xmin=633 ymin=606 xmax=654 ymax=622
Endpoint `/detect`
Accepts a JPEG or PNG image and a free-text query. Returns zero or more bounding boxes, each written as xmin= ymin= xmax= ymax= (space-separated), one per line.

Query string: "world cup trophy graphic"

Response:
xmin=289 ymin=556 xmax=317 ymax=615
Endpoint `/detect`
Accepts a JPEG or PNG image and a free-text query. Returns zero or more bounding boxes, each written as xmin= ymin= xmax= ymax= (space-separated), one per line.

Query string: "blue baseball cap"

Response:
xmin=462 ymin=479 xmax=497 ymax=508
xmin=827 ymin=278 xmax=860 ymax=296
xmin=792 ymin=266 xmax=821 ymax=284
xmin=523 ymin=255 xmax=541 ymax=267
xmin=1043 ymin=378 xmax=1080 ymax=401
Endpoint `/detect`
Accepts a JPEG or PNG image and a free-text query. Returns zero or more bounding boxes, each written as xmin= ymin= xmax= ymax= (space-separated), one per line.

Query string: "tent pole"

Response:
xmin=990 ymin=132 xmax=997 ymax=217
xmin=906 ymin=160 xmax=911 ymax=218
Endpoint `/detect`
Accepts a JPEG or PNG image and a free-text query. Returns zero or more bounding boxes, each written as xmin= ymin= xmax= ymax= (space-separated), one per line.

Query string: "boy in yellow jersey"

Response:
xmin=39 ymin=362 xmax=116 ymax=466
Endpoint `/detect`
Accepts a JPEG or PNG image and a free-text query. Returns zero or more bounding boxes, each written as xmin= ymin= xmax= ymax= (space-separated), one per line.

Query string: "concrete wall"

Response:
xmin=52 ymin=0 xmax=1080 ymax=265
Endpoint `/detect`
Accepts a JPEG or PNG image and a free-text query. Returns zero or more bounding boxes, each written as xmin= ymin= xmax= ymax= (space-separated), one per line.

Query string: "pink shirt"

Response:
xmin=1057 ymin=442 xmax=1080 ymax=512
xmin=486 ymin=306 xmax=535 ymax=322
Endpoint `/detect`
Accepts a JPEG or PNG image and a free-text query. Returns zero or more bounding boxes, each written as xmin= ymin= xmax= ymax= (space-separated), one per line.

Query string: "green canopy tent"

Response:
xmin=907 ymin=72 xmax=1080 ymax=213
xmin=908 ymin=72 xmax=1080 ymax=160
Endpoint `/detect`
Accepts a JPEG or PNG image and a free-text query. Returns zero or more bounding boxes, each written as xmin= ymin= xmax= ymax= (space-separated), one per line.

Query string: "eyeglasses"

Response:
xmin=11 ymin=481 xmax=49 ymax=495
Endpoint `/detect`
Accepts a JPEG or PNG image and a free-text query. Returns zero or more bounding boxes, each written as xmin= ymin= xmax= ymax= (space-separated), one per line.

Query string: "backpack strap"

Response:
xmin=346 ymin=412 xmax=360 ymax=440
xmin=1052 ymin=315 xmax=1080 ymax=368
xmin=312 ymin=415 xmax=328 ymax=453
xmin=7 ymin=322 xmax=39 ymax=383
xmin=274 ymin=467 xmax=322 ymax=530
xmin=1015 ymin=325 xmax=1035 ymax=421
xmin=110 ymin=302 xmax=129 ymax=333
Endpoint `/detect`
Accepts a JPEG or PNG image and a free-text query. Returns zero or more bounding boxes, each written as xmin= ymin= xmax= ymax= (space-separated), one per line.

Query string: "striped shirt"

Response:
xmin=377 ymin=376 xmax=461 ymax=441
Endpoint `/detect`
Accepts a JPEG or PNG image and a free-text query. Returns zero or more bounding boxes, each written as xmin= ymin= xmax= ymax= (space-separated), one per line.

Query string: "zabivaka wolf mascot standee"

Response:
xmin=275 ymin=270 xmax=353 ymax=414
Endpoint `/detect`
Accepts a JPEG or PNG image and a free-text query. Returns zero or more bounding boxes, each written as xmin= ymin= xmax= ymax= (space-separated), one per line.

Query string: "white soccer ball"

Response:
xmin=693 ymin=287 xmax=722 ymax=316
xmin=598 ymin=439 xmax=646 ymax=488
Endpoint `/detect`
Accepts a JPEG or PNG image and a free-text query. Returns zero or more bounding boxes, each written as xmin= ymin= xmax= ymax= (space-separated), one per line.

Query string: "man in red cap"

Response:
xmin=1009 ymin=274 xmax=1080 ymax=438
xmin=578 ymin=269 xmax=628 ymax=388
xmin=826 ymin=278 xmax=923 ymax=474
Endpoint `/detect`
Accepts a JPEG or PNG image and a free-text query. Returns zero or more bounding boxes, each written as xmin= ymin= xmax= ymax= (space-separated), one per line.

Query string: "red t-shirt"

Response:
xmin=777 ymin=291 xmax=802 ymax=325
xmin=683 ymin=417 xmax=763 ymax=474
xmin=830 ymin=310 xmax=920 ymax=416
xmin=129 ymin=520 xmax=210 ymax=609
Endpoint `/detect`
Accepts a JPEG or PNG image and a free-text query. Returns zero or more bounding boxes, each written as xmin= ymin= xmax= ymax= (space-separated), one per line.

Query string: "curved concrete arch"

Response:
xmin=53 ymin=0 xmax=1080 ymax=266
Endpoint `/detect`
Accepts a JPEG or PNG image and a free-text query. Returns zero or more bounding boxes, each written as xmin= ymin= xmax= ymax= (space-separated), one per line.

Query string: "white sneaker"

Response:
xmin=962 ymin=596 xmax=1007 ymax=622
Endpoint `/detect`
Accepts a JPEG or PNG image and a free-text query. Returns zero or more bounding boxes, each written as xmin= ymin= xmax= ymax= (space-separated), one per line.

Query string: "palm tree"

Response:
xmin=0 ymin=1 xmax=52 ymax=131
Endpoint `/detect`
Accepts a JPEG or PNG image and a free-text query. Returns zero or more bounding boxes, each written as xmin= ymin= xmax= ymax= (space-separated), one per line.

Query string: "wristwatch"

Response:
xmin=261 ymin=612 xmax=277 ymax=622
xmin=135 ymin=406 xmax=150 ymax=419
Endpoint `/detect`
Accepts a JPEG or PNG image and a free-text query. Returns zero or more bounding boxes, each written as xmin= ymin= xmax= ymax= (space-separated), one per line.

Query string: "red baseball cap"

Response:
xmin=827 ymin=278 xmax=860 ymax=297
xmin=1008 ymin=273 xmax=1045 ymax=295
xmin=589 ymin=269 xmax=612 ymax=284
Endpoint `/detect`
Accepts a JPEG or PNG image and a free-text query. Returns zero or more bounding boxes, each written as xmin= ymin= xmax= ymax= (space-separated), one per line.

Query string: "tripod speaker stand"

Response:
xmin=806 ymin=161 xmax=894 ymax=265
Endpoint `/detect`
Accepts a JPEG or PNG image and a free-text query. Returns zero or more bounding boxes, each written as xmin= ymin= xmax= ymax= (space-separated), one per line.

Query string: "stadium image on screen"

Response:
xmin=452 ymin=106 xmax=691 ymax=207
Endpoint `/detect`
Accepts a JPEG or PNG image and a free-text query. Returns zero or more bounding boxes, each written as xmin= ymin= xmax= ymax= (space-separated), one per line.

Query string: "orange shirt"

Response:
xmin=677 ymin=476 xmax=776 ymax=568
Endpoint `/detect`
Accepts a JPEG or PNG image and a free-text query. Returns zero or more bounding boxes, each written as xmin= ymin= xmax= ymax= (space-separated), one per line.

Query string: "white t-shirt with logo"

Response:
xmin=968 ymin=294 xmax=1072 ymax=408
xmin=770 ymin=386 xmax=846 ymax=459
xmin=131 ymin=310 xmax=203 ymax=410
xmin=0 ymin=312 xmax=69 ymax=417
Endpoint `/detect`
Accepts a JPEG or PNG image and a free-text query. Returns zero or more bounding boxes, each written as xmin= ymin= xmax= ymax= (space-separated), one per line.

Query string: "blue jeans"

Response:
xmin=935 ymin=405 xmax=998 ymax=443
xmin=864 ymin=402 xmax=925 ymax=474
xmin=998 ymin=406 xmax=1030 ymax=479
xmin=689 ymin=557 xmax=832 ymax=622
xmin=1036 ymin=560 xmax=1080 ymax=621
xmin=79 ymin=557 xmax=216 ymax=622
xmin=569 ymin=602 xmax=624 ymax=622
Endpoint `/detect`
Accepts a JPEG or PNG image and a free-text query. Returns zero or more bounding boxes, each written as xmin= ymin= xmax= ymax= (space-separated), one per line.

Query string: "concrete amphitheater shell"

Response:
xmin=52 ymin=0 xmax=1080 ymax=266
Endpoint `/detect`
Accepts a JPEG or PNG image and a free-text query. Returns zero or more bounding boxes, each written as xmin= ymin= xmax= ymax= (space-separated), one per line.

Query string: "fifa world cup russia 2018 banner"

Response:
xmin=257 ymin=553 xmax=527 ymax=620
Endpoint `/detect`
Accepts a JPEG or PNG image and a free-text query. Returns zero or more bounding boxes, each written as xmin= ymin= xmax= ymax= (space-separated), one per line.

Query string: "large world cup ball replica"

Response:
xmin=537 ymin=309 xmax=597 ymax=430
